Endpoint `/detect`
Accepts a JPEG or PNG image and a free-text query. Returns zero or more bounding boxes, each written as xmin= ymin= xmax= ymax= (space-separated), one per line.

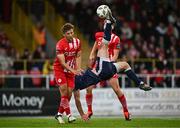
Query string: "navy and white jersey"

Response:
xmin=94 ymin=57 xmax=117 ymax=80
xmin=74 ymin=68 xmax=101 ymax=90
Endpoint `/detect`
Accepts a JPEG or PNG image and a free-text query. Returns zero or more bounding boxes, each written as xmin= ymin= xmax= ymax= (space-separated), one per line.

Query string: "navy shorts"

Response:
xmin=74 ymin=69 xmax=101 ymax=90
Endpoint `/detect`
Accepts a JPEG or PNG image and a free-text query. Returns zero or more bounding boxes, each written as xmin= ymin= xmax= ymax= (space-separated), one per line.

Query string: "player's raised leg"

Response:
xmin=115 ymin=61 xmax=152 ymax=91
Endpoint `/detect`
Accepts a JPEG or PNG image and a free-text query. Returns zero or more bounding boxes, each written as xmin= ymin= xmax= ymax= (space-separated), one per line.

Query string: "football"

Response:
xmin=96 ymin=5 xmax=109 ymax=18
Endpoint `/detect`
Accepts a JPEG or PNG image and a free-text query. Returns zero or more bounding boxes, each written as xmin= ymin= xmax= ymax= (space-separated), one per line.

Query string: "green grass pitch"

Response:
xmin=0 ymin=117 xmax=180 ymax=128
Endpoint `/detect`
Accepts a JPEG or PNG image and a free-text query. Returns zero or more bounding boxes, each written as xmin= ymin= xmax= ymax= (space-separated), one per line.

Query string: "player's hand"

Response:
xmin=77 ymin=68 xmax=84 ymax=75
xmin=71 ymin=69 xmax=78 ymax=75
xmin=78 ymin=68 xmax=84 ymax=74
xmin=71 ymin=69 xmax=82 ymax=75
xmin=81 ymin=114 xmax=89 ymax=121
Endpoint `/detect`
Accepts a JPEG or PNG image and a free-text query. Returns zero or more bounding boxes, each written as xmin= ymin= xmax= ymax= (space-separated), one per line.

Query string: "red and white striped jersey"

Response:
xmin=95 ymin=32 xmax=120 ymax=60
xmin=53 ymin=37 xmax=81 ymax=74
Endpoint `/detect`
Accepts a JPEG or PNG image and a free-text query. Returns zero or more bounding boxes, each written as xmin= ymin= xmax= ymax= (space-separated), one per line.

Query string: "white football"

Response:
xmin=96 ymin=5 xmax=109 ymax=18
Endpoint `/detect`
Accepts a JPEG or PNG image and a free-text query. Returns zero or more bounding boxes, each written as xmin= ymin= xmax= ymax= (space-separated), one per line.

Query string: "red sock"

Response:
xmin=118 ymin=95 xmax=128 ymax=112
xmin=86 ymin=94 xmax=93 ymax=112
xmin=58 ymin=96 xmax=65 ymax=114
xmin=59 ymin=96 xmax=71 ymax=115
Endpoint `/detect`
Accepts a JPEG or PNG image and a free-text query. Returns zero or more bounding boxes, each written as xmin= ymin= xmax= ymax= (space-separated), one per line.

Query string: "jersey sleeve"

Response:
xmin=56 ymin=41 xmax=64 ymax=55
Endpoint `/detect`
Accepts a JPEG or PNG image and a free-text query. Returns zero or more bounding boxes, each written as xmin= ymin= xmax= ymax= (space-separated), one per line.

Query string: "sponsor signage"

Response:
xmin=1 ymin=88 xmax=180 ymax=116
xmin=70 ymin=88 xmax=180 ymax=116
xmin=0 ymin=89 xmax=59 ymax=116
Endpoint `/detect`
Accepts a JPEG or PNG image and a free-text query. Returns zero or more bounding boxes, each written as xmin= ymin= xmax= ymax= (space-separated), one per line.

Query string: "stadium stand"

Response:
xmin=0 ymin=0 xmax=180 ymax=88
xmin=48 ymin=0 xmax=180 ymax=74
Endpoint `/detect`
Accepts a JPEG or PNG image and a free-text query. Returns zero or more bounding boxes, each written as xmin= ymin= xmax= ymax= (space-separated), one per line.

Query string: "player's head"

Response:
xmin=61 ymin=23 xmax=74 ymax=42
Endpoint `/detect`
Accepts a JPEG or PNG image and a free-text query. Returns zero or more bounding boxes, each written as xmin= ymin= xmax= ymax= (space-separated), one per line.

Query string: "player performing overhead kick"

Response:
xmin=73 ymin=6 xmax=152 ymax=121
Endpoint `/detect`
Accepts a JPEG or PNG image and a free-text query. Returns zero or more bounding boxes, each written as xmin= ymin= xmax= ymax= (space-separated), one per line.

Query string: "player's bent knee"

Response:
xmin=120 ymin=62 xmax=130 ymax=70
xmin=125 ymin=62 xmax=130 ymax=69
xmin=119 ymin=62 xmax=128 ymax=70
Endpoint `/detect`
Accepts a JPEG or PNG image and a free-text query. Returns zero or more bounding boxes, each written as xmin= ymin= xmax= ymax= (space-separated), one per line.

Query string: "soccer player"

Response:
xmin=73 ymin=8 xmax=152 ymax=121
xmin=53 ymin=23 xmax=82 ymax=124
xmin=85 ymin=23 xmax=131 ymax=120
xmin=85 ymin=10 xmax=154 ymax=120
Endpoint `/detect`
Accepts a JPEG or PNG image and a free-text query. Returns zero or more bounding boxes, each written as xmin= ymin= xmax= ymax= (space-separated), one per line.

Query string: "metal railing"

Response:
xmin=119 ymin=74 xmax=180 ymax=88
xmin=1 ymin=59 xmax=180 ymax=73
xmin=0 ymin=74 xmax=180 ymax=90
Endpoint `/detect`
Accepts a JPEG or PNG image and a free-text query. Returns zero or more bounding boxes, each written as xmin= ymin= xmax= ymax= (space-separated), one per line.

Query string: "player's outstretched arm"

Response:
xmin=88 ymin=41 xmax=98 ymax=68
xmin=73 ymin=90 xmax=89 ymax=121
xmin=76 ymin=50 xmax=82 ymax=70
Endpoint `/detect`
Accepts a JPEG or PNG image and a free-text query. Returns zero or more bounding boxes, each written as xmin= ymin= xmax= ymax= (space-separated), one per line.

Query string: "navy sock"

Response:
xmin=125 ymin=69 xmax=142 ymax=86
xmin=103 ymin=21 xmax=111 ymax=41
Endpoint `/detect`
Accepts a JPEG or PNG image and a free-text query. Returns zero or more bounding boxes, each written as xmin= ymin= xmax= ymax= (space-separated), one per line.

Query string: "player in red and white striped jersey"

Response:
xmin=94 ymin=31 xmax=120 ymax=60
xmin=53 ymin=23 xmax=82 ymax=124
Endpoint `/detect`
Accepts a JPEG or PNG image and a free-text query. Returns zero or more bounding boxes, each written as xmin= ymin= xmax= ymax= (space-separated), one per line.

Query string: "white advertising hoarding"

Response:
xmin=70 ymin=88 xmax=180 ymax=116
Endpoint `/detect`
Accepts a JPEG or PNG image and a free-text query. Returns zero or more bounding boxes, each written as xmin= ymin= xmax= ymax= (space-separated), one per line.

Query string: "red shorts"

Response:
xmin=54 ymin=69 xmax=75 ymax=89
